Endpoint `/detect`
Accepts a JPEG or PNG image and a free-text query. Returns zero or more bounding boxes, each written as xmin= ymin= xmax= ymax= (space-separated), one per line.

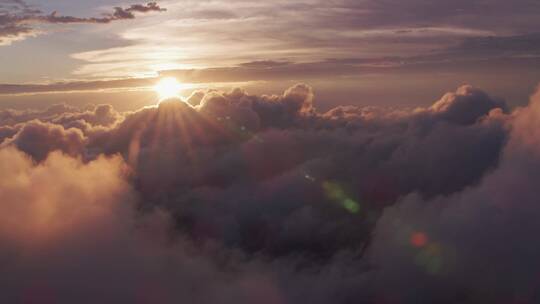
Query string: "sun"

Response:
xmin=154 ymin=77 xmax=183 ymax=100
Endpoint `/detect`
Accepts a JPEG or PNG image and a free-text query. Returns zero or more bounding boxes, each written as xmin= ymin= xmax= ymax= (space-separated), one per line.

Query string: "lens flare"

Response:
xmin=410 ymin=232 xmax=428 ymax=248
xmin=154 ymin=77 xmax=183 ymax=100
xmin=322 ymin=181 xmax=361 ymax=214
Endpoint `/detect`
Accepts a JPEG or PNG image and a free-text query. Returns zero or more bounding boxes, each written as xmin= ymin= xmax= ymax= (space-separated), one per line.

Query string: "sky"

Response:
xmin=3 ymin=1 xmax=540 ymax=303
xmin=1 ymin=0 xmax=540 ymax=109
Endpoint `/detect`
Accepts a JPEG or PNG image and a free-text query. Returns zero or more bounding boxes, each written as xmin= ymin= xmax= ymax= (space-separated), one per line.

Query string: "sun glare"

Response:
xmin=154 ymin=77 xmax=183 ymax=100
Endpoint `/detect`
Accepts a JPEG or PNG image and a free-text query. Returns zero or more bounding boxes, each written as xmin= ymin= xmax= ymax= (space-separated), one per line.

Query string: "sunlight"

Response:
xmin=154 ymin=77 xmax=183 ymax=100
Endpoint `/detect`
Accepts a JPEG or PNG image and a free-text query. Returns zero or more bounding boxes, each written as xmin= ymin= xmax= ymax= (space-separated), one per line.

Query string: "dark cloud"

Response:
xmin=430 ymin=85 xmax=508 ymax=124
xmin=239 ymin=60 xmax=292 ymax=68
xmin=1 ymin=120 xmax=86 ymax=161
xmin=367 ymin=89 xmax=540 ymax=303
xmin=42 ymin=2 xmax=165 ymax=24
xmin=454 ymin=32 xmax=540 ymax=54
xmin=0 ymin=124 xmax=18 ymax=142
xmin=3 ymin=83 xmax=540 ymax=303
xmin=0 ymin=77 xmax=155 ymax=94
xmin=0 ymin=102 xmax=122 ymax=128
xmin=317 ymin=0 xmax=540 ymax=33
xmin=0 ymin=12 xmax=35 ymax=44
xmin=0 ymin=1 xmax=165 ymax=44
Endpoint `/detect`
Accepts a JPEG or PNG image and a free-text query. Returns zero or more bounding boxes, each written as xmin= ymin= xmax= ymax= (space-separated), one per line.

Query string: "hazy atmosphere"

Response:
xmin=1 ymin=1 xmax=540 ymax=303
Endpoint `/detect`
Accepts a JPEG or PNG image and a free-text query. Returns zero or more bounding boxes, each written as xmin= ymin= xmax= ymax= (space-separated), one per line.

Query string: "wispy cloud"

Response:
xmin=61 ymin=0 xmax=540 ymax=79
xmin=0 ymin=1 xmax=165 ymax=45
xmin=4 ymin=33 xmax=540 ymax=96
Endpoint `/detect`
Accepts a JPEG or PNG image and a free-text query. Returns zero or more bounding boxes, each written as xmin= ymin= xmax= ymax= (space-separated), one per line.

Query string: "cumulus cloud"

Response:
xmin=366 ymin=88 xmax=540 ymax=303
xmin=0 ymin=1 xmax=166 ymax=45
xmin=429 ymin=85 xmax=508 ymax=124
xmin=0 ymin=148 xmax=249 ymax=303
xmin=2 ymin=83 xmax=540 ymax=303
xmin=0 ymin=146 xmax=365 ymax=303
xmin=1 ymin=120 xmax=86 ymax=161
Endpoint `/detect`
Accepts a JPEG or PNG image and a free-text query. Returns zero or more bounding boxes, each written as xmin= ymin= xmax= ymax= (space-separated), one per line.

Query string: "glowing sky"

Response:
xmin=1 ymin=0 xmax=540 ymax=108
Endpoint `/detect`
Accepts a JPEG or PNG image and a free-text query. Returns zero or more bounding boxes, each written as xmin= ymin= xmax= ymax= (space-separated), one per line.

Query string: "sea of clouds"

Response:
xmin=1 ymin=83 xmax=539 ymax=303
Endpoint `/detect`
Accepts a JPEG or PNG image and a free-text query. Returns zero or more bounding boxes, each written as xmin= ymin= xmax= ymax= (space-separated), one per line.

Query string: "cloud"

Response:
xmin=0 ymin=146 xmax=364 ymax=303
xmin=0 ymin=14 xmax=38 ymax=45
xmin=3 ymin=84 xmax=509 ymax=253
xmin=3 ymin=0 xmax=539 ymax=86
xmin=47 ymin=0 xmax=540 ymax=81
xmin=429 ymin=85 xmax=508 ymax=124
xmin=366 ymin=88 xmax=540 ymax=303
xmin=1 ymin=120 xmax=86 ymax=161
xmin=453 ymin=32 xmax=540 ymax=54
xmin=41 ymin=2 xmax=165 ymax=24
xmin=3 ymin=83 xmax=540 ymax=303
xmin=0 ymin=1 xmax=166 ymax=45
xmin=0 ymin=148 xmax=211 ymax=303
xmin=0 ymin=148 xmax=132 ymax=248
xmin=3 ymin=41 xmax=540 ymax=95
xmin=0 ymin=77 xmax=155 ymax=95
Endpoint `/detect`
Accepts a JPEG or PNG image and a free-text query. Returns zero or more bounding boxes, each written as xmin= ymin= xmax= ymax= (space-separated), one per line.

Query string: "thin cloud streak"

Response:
xmin=0 ymin=1 xmax=165 ymax=45
xmin=2 ymin=45 xmax=540 ymax=96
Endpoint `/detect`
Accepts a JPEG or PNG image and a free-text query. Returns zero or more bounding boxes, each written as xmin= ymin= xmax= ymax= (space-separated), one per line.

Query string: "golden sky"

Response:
xmin=1 ymin=0 xmax=540 ymax=108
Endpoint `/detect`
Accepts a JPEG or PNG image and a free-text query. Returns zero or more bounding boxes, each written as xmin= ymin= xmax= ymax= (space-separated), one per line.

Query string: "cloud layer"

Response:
xmin=1 ymin=83 xmax=540 ymax=302
xmin=0 ymin=1 xmax=165 ymax=45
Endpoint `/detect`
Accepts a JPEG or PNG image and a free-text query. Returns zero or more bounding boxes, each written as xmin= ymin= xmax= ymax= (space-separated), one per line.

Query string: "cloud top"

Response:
xmin=1 ymin=83 xmax=539 ymax=303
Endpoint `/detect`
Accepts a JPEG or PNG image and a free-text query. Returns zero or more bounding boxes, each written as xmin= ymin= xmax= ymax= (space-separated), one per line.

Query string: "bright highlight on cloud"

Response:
xmin=2 ymin=81 xmax=540 ymax=302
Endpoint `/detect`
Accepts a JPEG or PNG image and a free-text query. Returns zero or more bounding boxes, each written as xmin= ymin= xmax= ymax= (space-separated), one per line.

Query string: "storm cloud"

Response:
xmin=1 ymin=83 xmax=540 ymax=303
